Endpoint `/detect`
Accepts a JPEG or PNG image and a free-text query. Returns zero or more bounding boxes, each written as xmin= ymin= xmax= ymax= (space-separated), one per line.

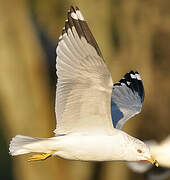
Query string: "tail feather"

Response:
xmin=9 ymin=135 xmax=44 ymax=156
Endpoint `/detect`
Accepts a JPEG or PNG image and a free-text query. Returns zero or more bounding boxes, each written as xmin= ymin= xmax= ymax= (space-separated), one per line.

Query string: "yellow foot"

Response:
xmin=28 ymin=150 xmax=56 ymax=162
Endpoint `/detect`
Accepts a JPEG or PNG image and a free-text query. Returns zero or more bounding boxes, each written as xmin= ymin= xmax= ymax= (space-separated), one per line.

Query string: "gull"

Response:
xmin=9 ymin=6 xmax=158 ymax=166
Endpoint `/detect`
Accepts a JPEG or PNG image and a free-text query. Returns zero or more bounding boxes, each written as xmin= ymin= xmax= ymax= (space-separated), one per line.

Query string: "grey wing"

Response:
xmin=54 ymin=6 xmax=114 ymax=135
xmin=111 ymin=71 xmax=144 ymax=129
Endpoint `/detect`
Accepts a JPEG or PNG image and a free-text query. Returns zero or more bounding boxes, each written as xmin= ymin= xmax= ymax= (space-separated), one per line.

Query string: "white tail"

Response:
xmin=9 ymin=135 xmax=54 ymax=156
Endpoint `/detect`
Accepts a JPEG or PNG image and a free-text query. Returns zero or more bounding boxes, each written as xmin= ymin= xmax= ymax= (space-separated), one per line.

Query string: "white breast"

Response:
xmin=53 ymin=132 xmax=128 ymax=161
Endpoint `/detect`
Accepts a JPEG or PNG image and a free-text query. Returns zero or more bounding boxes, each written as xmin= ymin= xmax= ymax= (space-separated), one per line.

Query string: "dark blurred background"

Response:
xmin=0 ymin=0 xmax=170 ymax=180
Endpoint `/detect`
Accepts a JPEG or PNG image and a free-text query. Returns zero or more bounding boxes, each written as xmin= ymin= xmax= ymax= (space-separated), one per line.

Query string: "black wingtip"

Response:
xmin=66 ymin=5 xmax=103 ymax=58
xmin=114 ymin=70 xmax=145 ymax=103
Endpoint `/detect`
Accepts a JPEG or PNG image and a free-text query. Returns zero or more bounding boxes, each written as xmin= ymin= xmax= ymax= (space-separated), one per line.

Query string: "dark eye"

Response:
xmin=137 ymin=149 xmax=142 ymax=153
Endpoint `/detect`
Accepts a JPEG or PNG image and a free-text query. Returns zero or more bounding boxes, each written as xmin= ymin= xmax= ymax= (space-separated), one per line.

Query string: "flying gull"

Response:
xmin=9 ymin=6 xmax=158 ymax=166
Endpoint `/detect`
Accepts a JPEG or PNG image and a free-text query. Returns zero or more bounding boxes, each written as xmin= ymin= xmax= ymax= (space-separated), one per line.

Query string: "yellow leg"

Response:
xmin=28 ymin=150 xmax=56 ymax=162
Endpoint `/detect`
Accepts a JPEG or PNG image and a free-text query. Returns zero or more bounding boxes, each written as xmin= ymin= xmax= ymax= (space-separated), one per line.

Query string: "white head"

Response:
xmin=122 ymin=133 xmax=159 ymax=167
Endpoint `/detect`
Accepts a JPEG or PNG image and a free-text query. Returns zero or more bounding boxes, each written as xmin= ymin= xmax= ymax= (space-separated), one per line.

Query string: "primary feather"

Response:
xmin=111 ymin=71 xmax=144 ymax=129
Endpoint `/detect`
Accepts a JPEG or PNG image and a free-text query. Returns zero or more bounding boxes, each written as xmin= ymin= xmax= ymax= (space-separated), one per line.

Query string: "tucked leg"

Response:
xmin=28 ymin=150 xmax=56 ymax=162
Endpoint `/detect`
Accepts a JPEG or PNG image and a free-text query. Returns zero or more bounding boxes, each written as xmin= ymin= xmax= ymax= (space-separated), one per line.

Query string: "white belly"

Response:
xmin=53 ymin=133 xmax=126 ymax=161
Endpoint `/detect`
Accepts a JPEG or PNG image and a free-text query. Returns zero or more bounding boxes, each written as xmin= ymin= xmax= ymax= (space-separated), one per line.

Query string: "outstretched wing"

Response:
xmin=111 ymin=71 xmax=144 ymax=129
xmin=55 ymin=6 xmax=113 ymax=135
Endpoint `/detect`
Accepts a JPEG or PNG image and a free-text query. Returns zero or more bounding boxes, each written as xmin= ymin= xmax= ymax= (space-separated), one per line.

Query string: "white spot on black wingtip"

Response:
xmin=65 ymin=19 xmax=68 ymax=22
xmin=130 ymin=73 xmax=137 ymax=79
xmin=62 ymin=27 xmax=65 ymax=32
xmin=71 ymin=12 xmax=78 ymax=20
xmin=135 ymin=73 xmax=141 ymax=80
xmin=113 ymin=70 xmax=145 ymax=103
xmin=76 ymin=10 xmax=84 ymax=21
xmin=127 ymin=81 xmax=131 ymax=85
xmin=121 ymin=83 xmax=125 ymax=86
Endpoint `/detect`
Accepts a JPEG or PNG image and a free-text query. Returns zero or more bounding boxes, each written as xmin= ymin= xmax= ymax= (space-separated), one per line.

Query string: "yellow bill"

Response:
xmin=146 ymin=156 xmax=159 ymax=167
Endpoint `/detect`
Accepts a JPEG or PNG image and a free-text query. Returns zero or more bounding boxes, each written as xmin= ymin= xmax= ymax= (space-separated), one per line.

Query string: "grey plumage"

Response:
xmin=111 ymin=71 xmax=144 ymax=129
